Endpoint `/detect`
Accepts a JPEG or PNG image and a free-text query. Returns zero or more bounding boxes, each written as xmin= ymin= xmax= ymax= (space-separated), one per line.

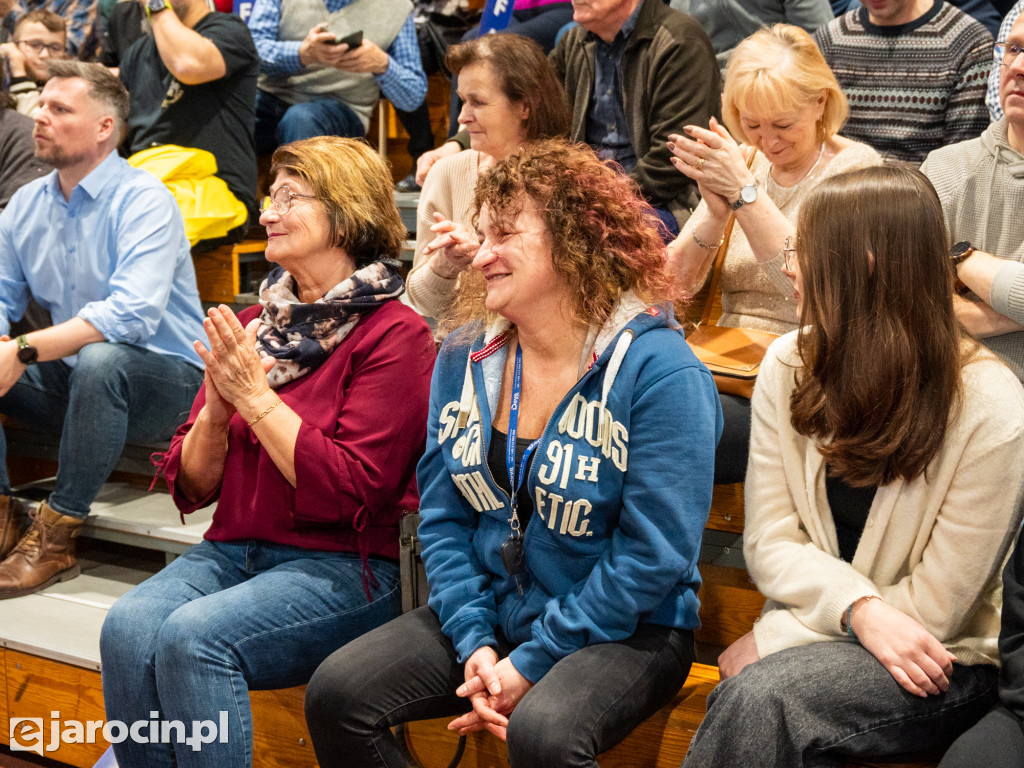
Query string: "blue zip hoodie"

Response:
xmin=416 ymin=295 xmax=723 ymax=683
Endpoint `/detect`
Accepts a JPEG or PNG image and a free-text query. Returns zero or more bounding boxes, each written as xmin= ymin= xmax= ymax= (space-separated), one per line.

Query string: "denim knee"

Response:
xmin=277 ymin=103 xmax=328 ymax=144
xmin=705 ymin=656 xmax=785 ymax=713
xmin=304 ymin=648 xmax=368 ymax=732
xmin=70 ymin=343 xmax=131 ymax=394
xmin=101 ymin=591 xmax=159 ymax=670
xmin=506 ymin=693 xmax=588 ymax=768
xmin=154 ymin=601 xmax=233 ymax=674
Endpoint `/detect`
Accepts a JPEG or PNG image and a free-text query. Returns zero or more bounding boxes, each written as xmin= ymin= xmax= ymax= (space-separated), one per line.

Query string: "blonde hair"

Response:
xmin=270 ymin=137 xmax=406 ymax=268
xmin=722 ymin=24 xmax=848 ymax=144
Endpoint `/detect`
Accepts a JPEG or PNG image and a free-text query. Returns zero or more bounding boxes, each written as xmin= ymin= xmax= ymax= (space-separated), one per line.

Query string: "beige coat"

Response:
xmin=747 ymin=332 xmax=1024 ymax=667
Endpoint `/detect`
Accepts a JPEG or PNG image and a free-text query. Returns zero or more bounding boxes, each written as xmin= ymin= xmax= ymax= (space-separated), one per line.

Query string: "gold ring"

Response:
xmin=698 ymin=157 xmax=705 ymax=170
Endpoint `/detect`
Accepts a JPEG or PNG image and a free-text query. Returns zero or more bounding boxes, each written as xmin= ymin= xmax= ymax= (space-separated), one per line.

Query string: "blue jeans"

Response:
xmin=254 ymin=90 xmax=365 ymax=155
xmin=100 ymin=539 xmax=401 ymax=768
xmin=0 ymin=343 xmax=202 ymax=518
xmin=305 ymin=605 xmax=693 ymax=768
xmin=683 ymin=641 xmax=998 ymax=768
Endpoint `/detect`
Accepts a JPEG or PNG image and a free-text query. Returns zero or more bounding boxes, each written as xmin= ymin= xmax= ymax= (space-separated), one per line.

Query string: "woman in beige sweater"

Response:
xmin=405 ymin=34 xmax=568 ymax=332
xmin=683 ymin=166 xmax=1024 ymax=768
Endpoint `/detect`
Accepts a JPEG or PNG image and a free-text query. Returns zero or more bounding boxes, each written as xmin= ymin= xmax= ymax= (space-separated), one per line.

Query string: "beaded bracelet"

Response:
xmin=842 ymin=595 xmax=880 ymax=640
xmin=691 ymin=227 xmax=724 ymax=251
xmin=247 ymin=398 xmax=283 ymax=427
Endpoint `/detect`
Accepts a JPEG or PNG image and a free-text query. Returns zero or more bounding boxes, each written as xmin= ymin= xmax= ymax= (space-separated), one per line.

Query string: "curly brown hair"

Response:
xmin=450 ymin=139 xmax=673 ymax=329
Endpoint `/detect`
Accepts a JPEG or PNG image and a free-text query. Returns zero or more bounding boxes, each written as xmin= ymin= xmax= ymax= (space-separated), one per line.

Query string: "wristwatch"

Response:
xmin=15 ymin=335 xmax=38 ymax=365
xmin=731 ymin=181 xmax=759 ymax=211
xmin=950 ymin=240 xmax=975 ymax=269
xmin=145 ymin=0 xmax=171 ymax=17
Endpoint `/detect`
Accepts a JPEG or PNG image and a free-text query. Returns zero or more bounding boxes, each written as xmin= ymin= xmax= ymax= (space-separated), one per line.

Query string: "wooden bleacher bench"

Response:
xmin=192 ymin=239 xmax=269 ymax=306
xmin=0 ymin=482 xmax=319 ymax=768
xmin=2 ymin=419 xmax=167 ymax=479
xmin=0 ymin=479 xmax=940 ymax=768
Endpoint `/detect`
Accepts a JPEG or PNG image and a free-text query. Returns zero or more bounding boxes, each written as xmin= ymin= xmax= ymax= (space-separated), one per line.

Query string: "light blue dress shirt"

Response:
xmin=0 ymin=150 xmax=205 ymax=369
xmin=247 ymin=0 xmax=427 ymax=111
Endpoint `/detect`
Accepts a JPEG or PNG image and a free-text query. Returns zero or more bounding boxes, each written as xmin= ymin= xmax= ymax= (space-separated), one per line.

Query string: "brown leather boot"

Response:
xmin=0 ymin=495 xmax=25 ymax=560
xmin=0 ymin=500 xmax=83 ymax=599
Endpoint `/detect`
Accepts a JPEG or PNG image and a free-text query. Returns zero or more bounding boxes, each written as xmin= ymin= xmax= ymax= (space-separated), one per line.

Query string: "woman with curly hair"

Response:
xmin=304 ymin=138 xmax=722 ymax=768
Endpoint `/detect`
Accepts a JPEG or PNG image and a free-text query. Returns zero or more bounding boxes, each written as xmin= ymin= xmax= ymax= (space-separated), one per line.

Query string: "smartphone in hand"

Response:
xmin=325 ymin=21 xmax=363 ymax=48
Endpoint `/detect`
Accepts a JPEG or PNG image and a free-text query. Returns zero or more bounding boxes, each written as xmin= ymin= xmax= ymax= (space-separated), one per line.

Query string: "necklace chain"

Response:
xmin=766 ymin=142 xmax=827 ymax=208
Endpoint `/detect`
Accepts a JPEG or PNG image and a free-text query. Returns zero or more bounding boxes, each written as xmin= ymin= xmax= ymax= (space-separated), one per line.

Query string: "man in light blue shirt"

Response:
xmin=0 ymin=61 xmax=205 ymax=598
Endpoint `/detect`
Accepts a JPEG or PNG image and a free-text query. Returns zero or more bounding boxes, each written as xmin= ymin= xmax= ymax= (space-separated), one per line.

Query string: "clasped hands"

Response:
xmin=667 ymin=117 xmax=755 ymax=219
xmin=448 ymin=647 xmax=533 ymax=741
xmin=298 ymin=24 xmax=388 ymax=75
xmin=193 ymin=305 xmax=275 ymax=428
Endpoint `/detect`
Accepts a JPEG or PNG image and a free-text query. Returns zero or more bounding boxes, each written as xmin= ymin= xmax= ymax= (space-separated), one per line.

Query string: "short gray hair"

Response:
xmin=45 ymin=60 xmax=130 ymax=129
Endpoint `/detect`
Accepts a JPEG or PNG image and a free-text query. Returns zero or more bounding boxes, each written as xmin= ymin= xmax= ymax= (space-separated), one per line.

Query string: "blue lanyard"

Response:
xmin=506 ymin=344 xmax=540 ymax=528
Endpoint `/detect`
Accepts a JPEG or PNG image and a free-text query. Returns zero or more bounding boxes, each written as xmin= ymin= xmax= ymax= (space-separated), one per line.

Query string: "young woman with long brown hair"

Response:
xmin=683 ymin=165 xmax=1024 ymax=767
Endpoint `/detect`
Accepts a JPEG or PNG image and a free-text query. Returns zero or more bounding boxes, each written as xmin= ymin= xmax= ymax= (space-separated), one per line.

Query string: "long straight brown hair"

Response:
xmin=789 ymin=165 xmax=969 ymax=487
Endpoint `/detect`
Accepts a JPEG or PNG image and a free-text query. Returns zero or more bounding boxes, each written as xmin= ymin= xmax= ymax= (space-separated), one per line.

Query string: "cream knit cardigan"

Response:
xmin=747 ymin=332 xmax=1024 ymax=667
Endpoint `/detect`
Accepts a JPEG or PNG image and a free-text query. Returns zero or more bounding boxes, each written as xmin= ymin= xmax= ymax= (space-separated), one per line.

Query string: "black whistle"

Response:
xmin=500 ymin=537 xmax=526 ymax=577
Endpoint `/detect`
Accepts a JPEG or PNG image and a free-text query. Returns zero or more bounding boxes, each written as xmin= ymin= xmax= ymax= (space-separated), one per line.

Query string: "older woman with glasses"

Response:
xmin=98 ymin=136 xmax=436 ymax=768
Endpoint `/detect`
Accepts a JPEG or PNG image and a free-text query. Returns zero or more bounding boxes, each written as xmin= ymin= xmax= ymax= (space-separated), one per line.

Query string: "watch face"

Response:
xmin=16 ymin=345 xmax=37 ymax=365
xmin=951 ymin=241 xmax=972 ymax=259
xmin=740 ymin=184 xmax=758 ymax=204
xmin=147 ymin=0 xmax=167 ymax=11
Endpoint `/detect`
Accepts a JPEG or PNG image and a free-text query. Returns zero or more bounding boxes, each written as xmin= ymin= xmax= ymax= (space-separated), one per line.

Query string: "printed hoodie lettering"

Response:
xmin=416 ymin=294 xmax=724 ymax=683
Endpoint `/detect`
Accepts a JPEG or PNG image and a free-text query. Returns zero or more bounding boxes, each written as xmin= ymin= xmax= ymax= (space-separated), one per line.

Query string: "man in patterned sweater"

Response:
xmin=815 ymin=0 xmax=993 ymax=162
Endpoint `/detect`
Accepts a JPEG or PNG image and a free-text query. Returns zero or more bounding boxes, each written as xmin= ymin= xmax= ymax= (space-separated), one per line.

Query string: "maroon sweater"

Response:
xmin=159 ymin=300 xmax=436 ymax=561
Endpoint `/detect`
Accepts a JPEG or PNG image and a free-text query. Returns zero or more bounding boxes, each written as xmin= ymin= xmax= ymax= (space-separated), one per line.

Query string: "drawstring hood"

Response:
xmin=455 ymin=294 xmax=662 ymax=433
xmin=980 ymin=120 xmax=1024 ymax=178
xmin=975 ymin=120 xmax=1024 ymax=248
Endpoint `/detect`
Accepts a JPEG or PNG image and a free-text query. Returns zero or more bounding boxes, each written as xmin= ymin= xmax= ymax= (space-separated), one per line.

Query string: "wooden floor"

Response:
xmin=0 ymin=746 xmax=73 ymax=767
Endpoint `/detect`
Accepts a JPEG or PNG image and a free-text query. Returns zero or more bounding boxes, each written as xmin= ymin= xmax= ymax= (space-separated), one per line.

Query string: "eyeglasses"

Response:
xmin=259 ymin=187 xmax=318 ymax=215
xmin=16 ymin=40 xmax=66 ymax=55
xmin=780 ymin=236 xmax=798 ymax=272
xmin=994 ymin=41 xmax=1024 ymax=67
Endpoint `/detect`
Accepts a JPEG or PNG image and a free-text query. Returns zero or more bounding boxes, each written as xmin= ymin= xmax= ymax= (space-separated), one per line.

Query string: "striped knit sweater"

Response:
xmin=815 ymin=0 xmax=993 ymax=163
